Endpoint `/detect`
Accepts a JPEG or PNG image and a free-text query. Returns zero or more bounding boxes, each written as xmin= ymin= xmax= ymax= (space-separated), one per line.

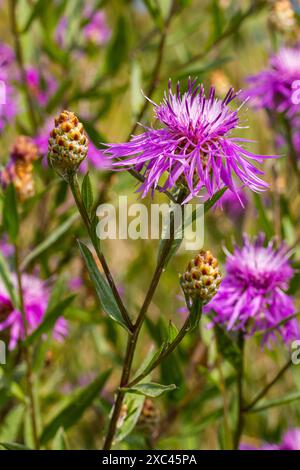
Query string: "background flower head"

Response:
xmin=241 ymin=428 xmax=300 ymax=450
xmin=106 ymin=80 xmax=272 ymax=203
xmin=0 ymin=43 xmax=18 ymax=132
xmin=245 ymin=45 xmax=300 ymax=117
xmin=205 ymin=234 xmax=299 ymax=345
xmin=0 ymin=274 xmax=68 ymax=350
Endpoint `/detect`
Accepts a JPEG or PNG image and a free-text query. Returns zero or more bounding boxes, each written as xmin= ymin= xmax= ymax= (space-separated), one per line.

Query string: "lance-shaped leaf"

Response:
xmin=247 ymin=390 xmax=300 ymax=414
xmin=3 ymin=184 xmax=19 ymax=243
xmin=116 ymin=393 xmax=145 ymax=443
xmin=81 ymin=173 xmax=94 ymax=218
xmin=40 ymin=369 xmax=111 ymax=444
xmin=0 ymin=251 xmax=19 ymax=309
xmin=0 ymin=442 xmax=31 ymax=450
xmin=21 ymin=213 xmax=79 ymax=270
xmin=122 ymin=382 xmax=177 ymax=398
xmin=78 ymin=241 xmax=129 ymax=331
xmin=214 ymin=324 xmax=242 ymax=370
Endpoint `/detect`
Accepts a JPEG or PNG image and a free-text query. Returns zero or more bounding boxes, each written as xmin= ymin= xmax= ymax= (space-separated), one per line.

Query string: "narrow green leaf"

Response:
xmin=167 ymin=321 xmax=179 ymax=343
xmin=24 ymin=295 xmax=75 ymax=347
xmin=116 ymin=394 xmax=145 ymax=443
xmin=214 ymin=324 xmax=242 ymax=370
xmin=188 ymin=298 xmax=203 ymax=332
xmin=253 ymin=193 xmax=274 ymax=238
xmin=52 ymin=427 xmax=69 ymax=450
xmin=0 ymin=405 xmax=25 ymax=441
xmin=123 ymin=382 xmax=176 ymax=398
xmin=78 ymin=241 xmax=129 ymax=331
xmin=248 ymin=391 xmax=300 ymax=414
xmin=21 ymin=0 xmax=45 ymax=33
xmin=81 ymin=173 xmax=93 ymax=218
xmin=21 ymin=213 xmax=79 ymax=270
xmin=40 ymin=369 xmax=111 ymax=444
xmin=0 ymin=442 xmax=31 ymax=450
xmin=105 ymin=16 xmax=128 ymax=74
xmin=3 ymin=184 xmax=19 ymax=243
xmin=0 ymin=251 xmax=19 ymax=308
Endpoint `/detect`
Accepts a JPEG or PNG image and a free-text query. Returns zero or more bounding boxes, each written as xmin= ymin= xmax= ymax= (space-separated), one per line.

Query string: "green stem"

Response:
xmin=15 ymin=244 xmax=40 ymax=450
xmin=243 ymin=359 xmax=292 ymax=413
xmin=68 ymin=173 xmax=133 ymax=333
xmin=102 ymin=191 xmax=186 ymax=450
xmin=234 ymin=333 xmax=244 ymax=450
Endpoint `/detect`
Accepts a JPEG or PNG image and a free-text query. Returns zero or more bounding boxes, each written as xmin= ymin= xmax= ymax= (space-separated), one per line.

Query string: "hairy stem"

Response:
xmin=15 ymin=244 xmax=40 ymax=450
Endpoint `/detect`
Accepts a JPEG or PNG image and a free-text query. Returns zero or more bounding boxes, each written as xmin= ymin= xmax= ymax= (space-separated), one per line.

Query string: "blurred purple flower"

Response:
xmin=105 ymin=80 xmax=273 ymax=203
xmin=205 ymin=234 xmax=299 ymax=346
xmin=55 ymin=16 xmax=68 ymax=47
xmin=0 ymin=43 xmax=18 ymax=132
xmin=218 ymin=187 xmax=248 ymax=219
xmin=241 ymin=428 xmax=300 ymax=450
xmin=83 ymin=9 xmax=111 ymax=46
xmin=245 ymin=46 xmax=300 ymax=118
xmin=0 ymin=236 xmax=14 ymax=258
xmin=0 ymin=274 xmax=68 ymax=350
xmin=25 ymin=67 xmax=57 ymax=106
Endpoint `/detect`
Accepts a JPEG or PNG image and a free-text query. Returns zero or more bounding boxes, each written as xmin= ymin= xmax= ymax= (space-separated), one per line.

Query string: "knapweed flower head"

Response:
xmin=0 ymin=136 xmax=38 ymax=201
xmin=106 ymin=80 xmax=272 ymax=203
xmin=180 ymin=250 xmax=222 ymax=305
xmin=0 ymin=274 xmax=68 ymax=350
xmin=205 ymin=234 xmax=299 ymax=346
xmin=245 ymin=46 xmax=300 ymax=117
xmin=269 ymin=0 xmax=297 ymax=34
xmin=0 ymin=43 xmax=18 ymax=132
xmin=48 ymin=110 xmax=88 ymax=177
xmin=241 ymin=428 xmax=300 ymax=450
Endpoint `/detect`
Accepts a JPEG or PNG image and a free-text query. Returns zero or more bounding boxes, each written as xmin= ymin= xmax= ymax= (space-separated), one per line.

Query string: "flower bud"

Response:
xmin=0 ymin=135 xmax=38 ymax=201
xmin=11 ymin=135 xmax=38 ymax=163
xmin=48 ymin=110 xmax=88 ymax=177
xmin=180 ymin=250 xmax=221 ymax=304
xmin=13 ymin=160 xmax=35 ymax=201
xmin=269 ymin=0 xmax=296 ymax=33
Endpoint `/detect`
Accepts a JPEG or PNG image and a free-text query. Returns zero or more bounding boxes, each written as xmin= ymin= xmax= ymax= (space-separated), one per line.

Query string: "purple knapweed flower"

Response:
xmin=25 ymin=67 xmax=57 ymax=107
xmin=205 ymin=234 xmax=299 ymax=345
xmin=0 ymin=43 xmax=18 ymax=132
xmin=105 ymin=80 xmax=273 ymax=203
xmin=0 ymin=273 xmax=68 ymax=350
xmin=83 ymin=9 xmax=111 ymax=46
xmin=245 ymin=46 xmax=300 ymax=118
xmin=241 ymin=428 xmax=300 ymax=451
